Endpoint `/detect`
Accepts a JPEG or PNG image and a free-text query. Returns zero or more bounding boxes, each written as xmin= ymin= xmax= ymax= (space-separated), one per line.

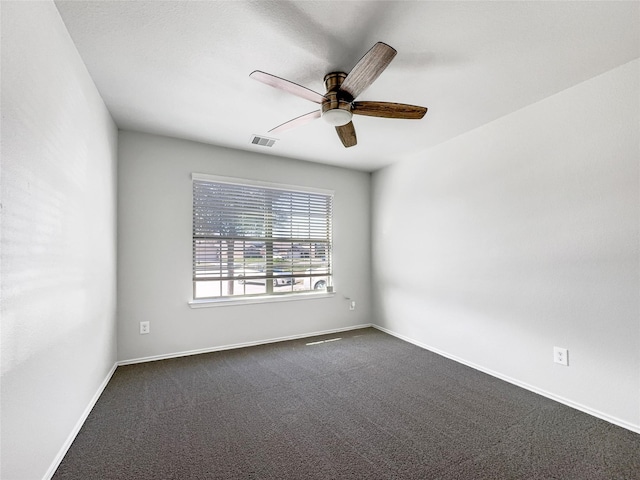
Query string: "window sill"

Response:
xmin=188 ymin=291 xmax=336 ymax=308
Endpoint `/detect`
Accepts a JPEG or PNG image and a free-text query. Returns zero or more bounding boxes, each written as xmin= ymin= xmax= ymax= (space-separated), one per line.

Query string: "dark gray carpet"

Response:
xmin=53 ymin=328 xmax=640 ymax=479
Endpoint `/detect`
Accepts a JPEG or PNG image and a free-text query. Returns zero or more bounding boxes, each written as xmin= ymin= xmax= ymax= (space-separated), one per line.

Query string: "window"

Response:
xmin=192 ymin=174 xmax=333 ymax=300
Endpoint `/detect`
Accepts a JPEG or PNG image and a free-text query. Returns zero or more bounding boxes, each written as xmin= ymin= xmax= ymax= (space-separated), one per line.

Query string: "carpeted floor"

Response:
xmin=53 ymin=327 xmax=640 ymax=479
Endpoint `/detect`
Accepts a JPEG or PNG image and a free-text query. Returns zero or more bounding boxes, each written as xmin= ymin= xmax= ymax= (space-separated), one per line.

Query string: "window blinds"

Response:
xmin=192 ymin=176 xmax=333 ymax=299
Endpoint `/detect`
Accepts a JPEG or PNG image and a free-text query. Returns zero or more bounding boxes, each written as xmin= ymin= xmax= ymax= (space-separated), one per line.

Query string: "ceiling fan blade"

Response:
xmin=335 ymin=121 xmax=357 ymax=148
xmin=352 ymin=101 xmax=427 ymax=119
xmin=250 ymin=71 xmax=326 ymax=104
xmin=269 ymin=110 xmax=321 ymax=134
xmin=339 ymin=42 xmax=397 ymax=100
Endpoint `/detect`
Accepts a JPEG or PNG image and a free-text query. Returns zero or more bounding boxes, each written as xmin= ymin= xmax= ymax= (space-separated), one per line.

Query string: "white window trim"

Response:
xmin=188 ymin=290 xmax=336 ymax=308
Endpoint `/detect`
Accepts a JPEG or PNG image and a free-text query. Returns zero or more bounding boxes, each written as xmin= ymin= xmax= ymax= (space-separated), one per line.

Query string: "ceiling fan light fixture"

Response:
xmin=250 ymin=42 xmax=427 ymax=148
xmin=321 ymin=108 xmax=352 ymax=126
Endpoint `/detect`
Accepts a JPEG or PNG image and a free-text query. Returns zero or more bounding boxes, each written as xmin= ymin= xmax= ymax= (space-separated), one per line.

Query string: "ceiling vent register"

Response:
xmin=250 ymin=135 xmax=277 ymax=147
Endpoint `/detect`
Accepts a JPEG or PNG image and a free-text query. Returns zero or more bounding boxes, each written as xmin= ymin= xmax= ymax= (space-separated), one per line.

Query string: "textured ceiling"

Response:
xmin=55 ymin=1 xmax=639 ymax=172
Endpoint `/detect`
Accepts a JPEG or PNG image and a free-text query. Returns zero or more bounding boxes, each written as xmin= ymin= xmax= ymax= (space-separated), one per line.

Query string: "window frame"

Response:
xmin=191 ymin=173 xmax=334 ymax=304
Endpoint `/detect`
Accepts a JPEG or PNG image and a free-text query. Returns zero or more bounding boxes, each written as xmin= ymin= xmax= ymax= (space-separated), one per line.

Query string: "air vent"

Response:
xmin=250 ymin=135 xmax=276 ymax=147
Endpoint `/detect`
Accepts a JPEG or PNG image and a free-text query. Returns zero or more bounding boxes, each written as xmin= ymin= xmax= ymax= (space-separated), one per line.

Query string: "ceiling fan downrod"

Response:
xmin=321 ymin=72 xmax=352 ymax=127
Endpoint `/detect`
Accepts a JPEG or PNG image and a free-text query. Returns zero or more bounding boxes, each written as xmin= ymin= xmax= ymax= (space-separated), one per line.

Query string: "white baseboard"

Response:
xmin=118 ymin=323 xmax=373 ymax=366
xmin=43 ymin=362 xmax=119 ymax=480
xmin=372 ymin=324 xmax=640 ymax=435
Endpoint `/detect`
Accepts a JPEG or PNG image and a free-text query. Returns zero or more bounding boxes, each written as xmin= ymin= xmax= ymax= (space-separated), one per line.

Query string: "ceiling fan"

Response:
xmin=250 ymin=42 xmax=428 ymax=148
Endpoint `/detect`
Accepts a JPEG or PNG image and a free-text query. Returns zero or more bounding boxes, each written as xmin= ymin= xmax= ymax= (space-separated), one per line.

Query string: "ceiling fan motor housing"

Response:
xmin=321 ymin=72 xmax=353 ymax=126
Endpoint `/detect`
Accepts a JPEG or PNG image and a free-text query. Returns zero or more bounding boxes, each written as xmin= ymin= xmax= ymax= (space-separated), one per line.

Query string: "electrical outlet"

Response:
xmin=140 ymin=321 xmax=150 ymax=335
xmin=349 ymin=300 xmax=356 ymax=311
xmin=553 ymin=346 xmax=568 ymax=366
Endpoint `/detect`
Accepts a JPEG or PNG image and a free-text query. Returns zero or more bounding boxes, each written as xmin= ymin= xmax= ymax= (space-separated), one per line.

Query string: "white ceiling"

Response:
xmin=55 ymin=1 xmax=639 ymax=172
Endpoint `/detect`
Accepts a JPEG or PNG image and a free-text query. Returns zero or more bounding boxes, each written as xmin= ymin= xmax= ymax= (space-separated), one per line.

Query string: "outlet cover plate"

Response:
xmin=553 ymin=346 xmax=568 ymax=366
xmin=140 ymin=321 xmax=150 ymax=335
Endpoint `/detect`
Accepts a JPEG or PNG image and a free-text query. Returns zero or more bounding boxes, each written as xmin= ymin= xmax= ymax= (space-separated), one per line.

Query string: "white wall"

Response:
xmin=0 ymin=2 xmax=118 ymax=479
xmin=117 ymin=131 xmax=370 ymax=361
xmin=372 ymin=60 xmax=640 ymax=430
